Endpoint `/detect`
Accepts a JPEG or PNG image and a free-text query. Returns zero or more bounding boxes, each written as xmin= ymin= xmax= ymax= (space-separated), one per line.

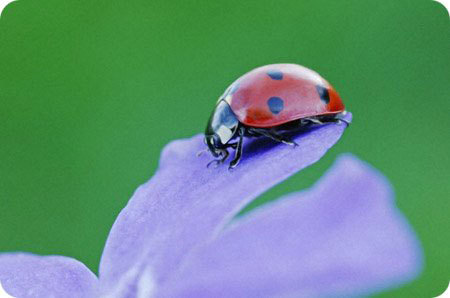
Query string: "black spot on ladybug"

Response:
xmin=316 ymin=85 xmax=330 ymax=104
xmin=267 ymin=70 xmax=283 ymax=80
xmin=267 ymin=97 xmax=284 ymax=114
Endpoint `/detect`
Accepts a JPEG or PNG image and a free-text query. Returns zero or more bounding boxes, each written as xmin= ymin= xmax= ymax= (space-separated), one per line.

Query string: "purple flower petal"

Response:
xmin=0 ymin=253 xmax=98 ymax=298
xmin=99 ymin=113 xmax=352 ymax=295
xmin=159 ymin=154 xmax=423 ymax=298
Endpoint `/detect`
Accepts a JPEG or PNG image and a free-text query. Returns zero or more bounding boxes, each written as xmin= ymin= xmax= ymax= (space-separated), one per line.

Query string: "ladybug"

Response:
xmin=204 ymin=63 xmax=348 ymax=169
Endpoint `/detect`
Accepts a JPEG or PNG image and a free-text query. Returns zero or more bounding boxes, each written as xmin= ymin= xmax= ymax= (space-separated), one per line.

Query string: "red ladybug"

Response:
xmin=205 ymin=63 xmax=347 ymax=168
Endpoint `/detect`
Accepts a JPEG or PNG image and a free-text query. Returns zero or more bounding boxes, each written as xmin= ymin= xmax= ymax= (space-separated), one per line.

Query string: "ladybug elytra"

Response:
xmin=204 ymin=63 xmax=348 ymax=169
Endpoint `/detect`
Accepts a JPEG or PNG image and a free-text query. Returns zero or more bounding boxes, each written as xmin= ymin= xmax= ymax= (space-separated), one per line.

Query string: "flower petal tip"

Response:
xmin=343 ymin=110 xmax=353 ymax=123
xmin=0 ymin=253 xmax=98 ymax=298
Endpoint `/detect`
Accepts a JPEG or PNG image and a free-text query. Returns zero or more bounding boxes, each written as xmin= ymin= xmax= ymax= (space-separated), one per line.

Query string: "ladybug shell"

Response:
xmin=221 ymin=64 xmax=345 ymax=128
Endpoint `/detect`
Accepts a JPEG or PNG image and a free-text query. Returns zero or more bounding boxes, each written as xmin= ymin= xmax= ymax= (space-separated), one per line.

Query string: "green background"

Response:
xmin=1 ymin=0 xmax=448 ymax=296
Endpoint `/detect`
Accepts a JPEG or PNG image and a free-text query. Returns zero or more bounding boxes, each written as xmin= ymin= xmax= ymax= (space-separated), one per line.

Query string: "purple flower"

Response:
xmin=0 ymin=112 xmax=423 ymax=297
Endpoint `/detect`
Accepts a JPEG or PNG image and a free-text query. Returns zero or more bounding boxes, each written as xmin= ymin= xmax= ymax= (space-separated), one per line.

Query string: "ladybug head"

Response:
xmin=204 ymin=134 xmax=222 ymax=157
xmin=205 ymin=100 xmax=239 ymax=157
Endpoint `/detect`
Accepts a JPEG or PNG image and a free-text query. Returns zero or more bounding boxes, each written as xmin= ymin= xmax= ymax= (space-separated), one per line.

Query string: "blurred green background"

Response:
xmin=1 ymin=0 xmax=448 ymax=296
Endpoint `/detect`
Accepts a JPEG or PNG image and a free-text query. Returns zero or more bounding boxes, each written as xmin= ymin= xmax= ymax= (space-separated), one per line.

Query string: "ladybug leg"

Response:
xmin=229 ymin=126 xmax=245 ymax=169
xmin=225 ymin=142 xmax=238 ymax=149
xmin=248 ymin=128 xmax=298 ymax=147
xmin=313 ymin=114 xmax=350 ymax=126
xmin=329 ymin=118 xmax=350 ymax=126
xmin=198 ymin=144 xmax=234 ymax=158
xmin=332 ymin=113 xmax=350 ymax=126
xmin=302 ymin=117 xmax=324 ymax=125
xmin=206 ymin=149 xmax=229 ymax=168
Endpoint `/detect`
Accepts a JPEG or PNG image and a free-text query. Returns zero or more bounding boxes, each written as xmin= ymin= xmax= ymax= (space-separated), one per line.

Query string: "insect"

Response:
xmin=204 ymin=63 xmax=348 ymax=169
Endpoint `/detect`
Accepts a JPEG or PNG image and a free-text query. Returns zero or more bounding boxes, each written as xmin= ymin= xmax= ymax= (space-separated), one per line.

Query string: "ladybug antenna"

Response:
xmin=196 ymin=148 xmax=209 ymax=157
